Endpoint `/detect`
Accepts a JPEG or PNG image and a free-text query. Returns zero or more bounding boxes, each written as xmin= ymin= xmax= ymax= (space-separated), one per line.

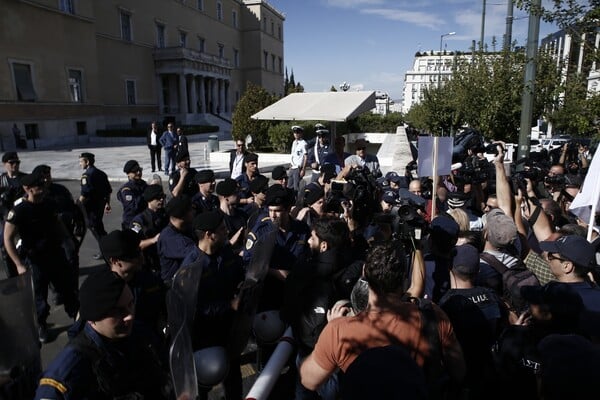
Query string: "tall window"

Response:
xmin=263 ymin=18 xmax=267 ymax=31
xmin=59 ymin=0 xmax=74 ymax=14
xmin=120 ymin=12 xmax=132 ymax=41
xmin=263 ymin=51 xmax=268 ymax=70
xmin=233 ymin=49 xmax=239 ymax=67
xmin=218 ymin=43 xmax=224 ymax=58
xmin=271 ymin=54 xmax=276 ymax=71
xmin=232 ymin=10 xmax=237 ymax=28
xmin=198 ymin=37 xmax=205 ymax=52
xmin=126 ymin=80 xmax=136 ymax=105
xmin=68 ymin=69 xmax=83 ymax=102
xmin=271 ymin=20 xmax=274 ymax=35
xmin=278 ymin=25 xmax=282 ymax=39
xmin=12 ymin=63 xmax=37 ymax=102
xmin=278 ymin=57 xmax=282 ymax=73
xmin=216 ymin=2 xmax=223 ymax=21
xmin=179 ymin=31 xmax=187 ymax=48
xmin=156 ymin=24 xmax=165 ymax=48
xmin=197 ymin=0 xmax=203 ymax=11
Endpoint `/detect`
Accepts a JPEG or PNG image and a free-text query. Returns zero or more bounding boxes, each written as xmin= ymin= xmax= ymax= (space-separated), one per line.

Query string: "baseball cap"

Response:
xmin=303 ymin=183 xmax=324 ymax=205
xmin=540 ymin=235 xmax=596 ymax=269
xmin=485 ymin=209 xmax=518 ymax=248
xmin=452 ymin=244 xmax=480 ymax=275
xmin=100 ymin=230 xmax=141 ymax=259
xmin=271 ymin=166 xmax=288 ymax=180
xmin=79 ymin=270 xmax=126 ymax=321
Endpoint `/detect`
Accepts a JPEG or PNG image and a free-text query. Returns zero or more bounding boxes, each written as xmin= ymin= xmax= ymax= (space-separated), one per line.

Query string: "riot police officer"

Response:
xmin=117 ymin=160 xmax=147 ymax=230
xmin=78 ymin=152 xmax=112 ymax=258
xmin=180 ymin=210 xmax=245 ymax=399
xmin=4 ymin=169 xmax=79 ymax=343
xmin=0 ymin=151 xmax=26 ymax=277
xmin=191 ymin=169 xmax=219 ymax=215
xmin=169 ymin=151 xmax=198 ymax=198
xmin=131 ymin=184 xmax=168 ymax=274
xmin=235 ymin=152 xmax=259 ymax=213
xmin=156 ymin=195 xmax=196 ymax=283
xmin=216 ymin=178 xmax=247 ymax=254
xmin=35 ymin=269 xmax=171 ymax=399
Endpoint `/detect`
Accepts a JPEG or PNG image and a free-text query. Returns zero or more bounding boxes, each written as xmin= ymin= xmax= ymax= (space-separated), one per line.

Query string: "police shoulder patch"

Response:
xmin=81 ymin=176 xmax=87 ymax=185
xmin=6 ymin=210 xmax=14 ymax=221
xmin=245 ymin=238 xmax=255 ymax=250
xmin=125 ymin=195 xmax=133 ymax=201
xmin=131 ymin=223 xmax=142 ymax=233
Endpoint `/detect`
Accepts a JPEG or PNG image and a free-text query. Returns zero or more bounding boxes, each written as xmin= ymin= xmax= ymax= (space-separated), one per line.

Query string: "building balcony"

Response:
xmin=153 ymin=46 xmax=232 ymax=72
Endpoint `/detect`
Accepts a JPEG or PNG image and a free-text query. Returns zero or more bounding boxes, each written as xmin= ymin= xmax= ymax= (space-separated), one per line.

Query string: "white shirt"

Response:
xmin=150 ymin=131 xmax=157 ymax=146
xmin=290 ymin=139 xmax=307 ymax=169
xmin=231 ymin=153 xmax=245 ymax=179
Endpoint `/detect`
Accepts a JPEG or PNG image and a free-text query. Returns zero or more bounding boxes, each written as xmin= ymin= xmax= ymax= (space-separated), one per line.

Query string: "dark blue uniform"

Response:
xmin=221 ymin=209 xmax=247 ymax=254
xmin=244 ymin=216 xmax=310 ymax=310
xmin=80 ymin=165 xmax=111 ymax=241
xmin=117 ymin=179 xmax=147 ymax=230
xmin=131 ymin=208 xmax=169 ymax=273
xmin=6 ymin=198 xmax=78 ymax=324
xmin=191 ymin=191 xmax=219 ymax=215
xmin=129 ymin=269 xmax=168 ymax=348
xmin=168 ymin=168 xmax=198 ymax=198
xmin=235 ymin=173 xmax=255 ymax=215
xmin=35 ymin=323 xmax=170 ymax=400
xmin=156 ymin=223 xmax=196 ymax=283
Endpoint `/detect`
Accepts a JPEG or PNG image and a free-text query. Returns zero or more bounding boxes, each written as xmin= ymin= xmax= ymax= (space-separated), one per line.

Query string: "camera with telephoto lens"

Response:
xmin=484 ymin=143 xmax=504 ymax=156
xmin=394 ymin=198 xmax=427 ymax=242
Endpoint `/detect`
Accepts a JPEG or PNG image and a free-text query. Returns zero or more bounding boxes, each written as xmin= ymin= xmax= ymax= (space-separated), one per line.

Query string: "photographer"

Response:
xmin=559 ymin=141 xmax=589 ymax=175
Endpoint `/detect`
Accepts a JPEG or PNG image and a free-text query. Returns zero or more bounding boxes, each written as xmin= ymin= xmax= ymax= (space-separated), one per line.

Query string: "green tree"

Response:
xmin=231 ymin=82 xmax=276 ymax=150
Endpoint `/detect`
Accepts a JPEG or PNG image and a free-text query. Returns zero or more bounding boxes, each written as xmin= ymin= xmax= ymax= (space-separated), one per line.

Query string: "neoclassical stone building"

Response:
xmin=0 ymin=0 xmax=284 ymax=147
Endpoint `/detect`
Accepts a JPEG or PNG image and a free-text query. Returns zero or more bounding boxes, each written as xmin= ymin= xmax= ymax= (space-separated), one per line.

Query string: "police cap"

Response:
xmin=20 ymin=170 xmax=46 ymax=187
xmin=244 ymin=153 xmax=259 ymax=163
xmin=195 ymin=169 xmax=215 ymax=184
xmin=100 ymin=230 xmax=141 ymax=259
xmin=291 ymin=125 xmax=304 ymax=133
xmin=265 ymin=184 xmax=292 ymax=207
xmin=2 ymin=152 xmax=19 ymax=163
xmin=175 ymin=151 xmax=190 ymax=163
xmin=216 ymin=178 xmax=238 ymax=197
xmin=303 ymin=183 xmax=324 ymax=205
xmin=32 ymin=164 xmax=51 ymax=175
xmin=271 ymin=166 xmax=288 ymax=180
xmin=193 ymin=210 xmax=224 ymax=232
xmin=123 ymin=160 xmax=141 ymax=174
xmin=80 ymin=152 xmax=95 ymax=162
xmin=143 ymin=184 xmax=165 ymax=202
xmin=249 ymin=175 xmax=269 ymax=194
xmin=166 ymin=195 xmax=192 ymax=218
xmin=79 ymin=269 xmax=126 ymax=321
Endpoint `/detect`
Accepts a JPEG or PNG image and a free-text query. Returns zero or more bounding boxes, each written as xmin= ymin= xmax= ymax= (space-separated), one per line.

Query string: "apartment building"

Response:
xmin=0 ymin=0 xmax=284 ymax=147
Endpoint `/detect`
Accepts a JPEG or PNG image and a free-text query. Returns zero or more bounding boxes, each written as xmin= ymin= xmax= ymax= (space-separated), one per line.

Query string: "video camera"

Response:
xmin=393 ymin=189 xmax=428 ymax=243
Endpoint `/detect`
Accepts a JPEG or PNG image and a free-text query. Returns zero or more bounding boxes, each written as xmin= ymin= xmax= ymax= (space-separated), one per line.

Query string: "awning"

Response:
xmin=251 ymin=91 xmax=376 ymax=122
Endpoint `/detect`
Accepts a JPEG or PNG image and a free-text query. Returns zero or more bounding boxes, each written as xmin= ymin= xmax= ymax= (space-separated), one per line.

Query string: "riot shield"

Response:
xmin=0 ymin=271 xmax=41 ymax=400
xmin=228 ymin=230 xmax=277 ymax=355
xmin=167 ymin=262 xmax=203 ymax=400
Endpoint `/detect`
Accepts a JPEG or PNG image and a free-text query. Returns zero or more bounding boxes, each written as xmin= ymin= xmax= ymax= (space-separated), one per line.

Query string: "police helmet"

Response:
xmin=193 ymin=346 xmax=229 ymax=388
xmin=252 ymin=310 xmax=286 ymax=344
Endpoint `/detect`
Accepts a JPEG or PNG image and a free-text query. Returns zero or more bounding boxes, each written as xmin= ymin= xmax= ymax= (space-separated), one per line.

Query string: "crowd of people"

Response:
xmin=0 ymin=122 xmax=599 ymax=400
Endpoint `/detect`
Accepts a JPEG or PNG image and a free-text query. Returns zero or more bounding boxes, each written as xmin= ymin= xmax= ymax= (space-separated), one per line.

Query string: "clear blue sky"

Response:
xmin=267 ymin=0 xmax=558 ymax=101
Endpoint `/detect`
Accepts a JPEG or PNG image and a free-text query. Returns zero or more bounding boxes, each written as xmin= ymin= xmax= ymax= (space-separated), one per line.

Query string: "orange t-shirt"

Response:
xmin=312 ymin=303 xmax=456 ymax=372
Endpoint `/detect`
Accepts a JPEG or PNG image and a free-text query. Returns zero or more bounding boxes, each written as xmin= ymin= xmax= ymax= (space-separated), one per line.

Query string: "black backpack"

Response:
xmin=480 ymin=253 xmax=540 ymax=313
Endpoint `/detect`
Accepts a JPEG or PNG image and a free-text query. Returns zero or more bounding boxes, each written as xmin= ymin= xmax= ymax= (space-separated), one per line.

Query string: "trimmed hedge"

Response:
xmin=97 ymin=125 xmax=219 ymax=137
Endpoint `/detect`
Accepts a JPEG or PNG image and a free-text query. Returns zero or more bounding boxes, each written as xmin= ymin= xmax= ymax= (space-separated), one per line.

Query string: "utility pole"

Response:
xmin=504 ymin=0 xmax=513 ymax=51
xmin=517 ymin=0 xmax=541 ymax=165
xmin=480 ymin=0 xmax=486 ymax=51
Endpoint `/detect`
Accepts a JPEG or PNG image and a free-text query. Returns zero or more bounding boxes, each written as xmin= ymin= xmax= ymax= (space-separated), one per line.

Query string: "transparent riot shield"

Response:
xmin=0 ymin=271 xmax=41 ymax=399
xmin=228 ymin=230 xmax=277 ymax=356
xmin=167 ymin=263 xmax=203 ymax=400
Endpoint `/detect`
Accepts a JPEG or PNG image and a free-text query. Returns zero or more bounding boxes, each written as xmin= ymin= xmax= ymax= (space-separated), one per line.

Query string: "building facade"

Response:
xmin=402 ymin=51 xmax=473 ymax=114
xmin=0 ymin=0 xmax=284 ymax=148
xmin=540 ymin=27 xmax=600 ymax=95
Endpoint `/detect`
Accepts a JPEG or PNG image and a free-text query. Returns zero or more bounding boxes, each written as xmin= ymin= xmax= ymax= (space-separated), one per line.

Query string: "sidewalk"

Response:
xmin=14 ymin=138 xmax=290 ymax=182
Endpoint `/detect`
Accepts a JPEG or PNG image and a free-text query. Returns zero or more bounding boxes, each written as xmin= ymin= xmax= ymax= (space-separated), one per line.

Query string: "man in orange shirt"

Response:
xmin=300 ymin=243 xmax=465 ymax=395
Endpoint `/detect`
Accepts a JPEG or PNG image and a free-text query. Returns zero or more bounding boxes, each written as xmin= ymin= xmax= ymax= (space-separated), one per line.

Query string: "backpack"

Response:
xmin=480 ymin=253 xmax=540 ymax=313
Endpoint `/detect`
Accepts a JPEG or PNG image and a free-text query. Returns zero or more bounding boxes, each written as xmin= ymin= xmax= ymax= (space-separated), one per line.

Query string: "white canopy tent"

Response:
xmin=251 ymin=91 xmax=376 ymax=122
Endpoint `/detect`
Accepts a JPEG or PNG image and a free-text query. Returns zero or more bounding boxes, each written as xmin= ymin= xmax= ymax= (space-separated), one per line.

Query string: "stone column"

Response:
xmin=189 ymin=75 xmax=198 ymax=115
xmin=218 ymin=79 xmax=225 ymax=115
xmin=198 ymin=75 xmax=206 ymax=114
xmin=211 ymin=78 xmax=218 ymax=113
xmin=179 ymin=73 xmax=188 ymax=115
xmin=224 ymin=79 xmax=230 ymax=113
xmin=156 ymin=74 xmax=164 ymax=115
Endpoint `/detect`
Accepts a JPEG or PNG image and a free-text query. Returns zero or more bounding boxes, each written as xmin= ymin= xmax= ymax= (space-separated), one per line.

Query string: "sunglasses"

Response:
xmin=236 ymin=143 xmax=244 ymax=147
xmin=356 ymin=147 xmax=366 ymax=151
xmin=7 ymin=160 xmax=20 ymax=165
xmin=545 ymin=253 xmax=568 ymax=263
